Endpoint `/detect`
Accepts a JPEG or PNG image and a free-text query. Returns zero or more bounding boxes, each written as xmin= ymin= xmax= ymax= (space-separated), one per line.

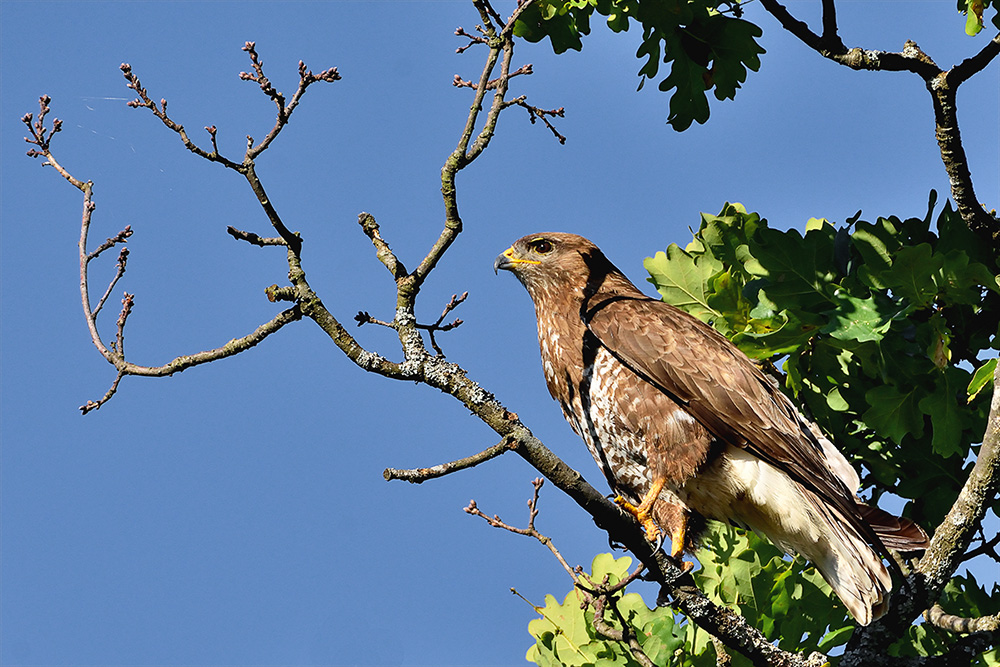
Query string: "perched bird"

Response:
xmin=495 ymin=232 xmax=928 ymax=625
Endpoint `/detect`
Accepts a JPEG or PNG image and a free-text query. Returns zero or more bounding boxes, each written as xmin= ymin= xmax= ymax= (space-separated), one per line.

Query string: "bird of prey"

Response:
xmin=495 ymin=232 xmax=928 ymax=625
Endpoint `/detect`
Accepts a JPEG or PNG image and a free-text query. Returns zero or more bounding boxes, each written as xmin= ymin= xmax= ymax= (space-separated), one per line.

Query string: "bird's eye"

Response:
xmin=530 ymin=239 xmax=553 ymax=254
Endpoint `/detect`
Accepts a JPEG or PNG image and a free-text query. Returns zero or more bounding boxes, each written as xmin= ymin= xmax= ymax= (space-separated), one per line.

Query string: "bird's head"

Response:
xmin=495 ymin=232 xmax=631 ymax=304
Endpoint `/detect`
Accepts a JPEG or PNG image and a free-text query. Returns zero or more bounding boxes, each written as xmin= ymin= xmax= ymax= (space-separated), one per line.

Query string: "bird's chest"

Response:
xmin=539 ymin=329 xmax=651 ymax=495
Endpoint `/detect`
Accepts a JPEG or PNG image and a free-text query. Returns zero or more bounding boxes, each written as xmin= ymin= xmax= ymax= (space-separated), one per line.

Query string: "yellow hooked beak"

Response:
xmin=494 ymin=246 xmax=540 ymax=274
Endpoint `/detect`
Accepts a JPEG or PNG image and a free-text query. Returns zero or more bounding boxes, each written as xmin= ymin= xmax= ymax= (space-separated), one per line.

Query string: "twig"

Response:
xmin=454 ymin=26 xmax=488 ymax=53
xmin=500 ymin=0 xmax=537 ymax=38
xmin=464 ymin=478 xmax=576 ymax=578
xmin=264 ymin=285 xmax=297 ymax=303
xmin=420 ymin=292 xmax=468 ymax=356
xmin=22 ymin=95 xmax=84 ymax=189
xmin=92 ymin=247 xmax=129 ymax=318
xmin=22 ymin=95 xmax=62 ymax=156
xmin=507 ymin=97 xmax=566 ymax=144
xmin=226 ymin=225 xmax=287 ymax=247
xmin=114 ymin=293 xmax=134 ymax=357
xmin=121 ymin=63 xmax=242 ymax=169
xmin=355 ymin=293 xmax=467 ymax=355
xmin=354 ymin=311 xmax=394 ymax=328
xmin=205 ymin=125 xmax=220 ymax=155
xmin=960 ymin=531 xmax=1000 ymax=564
xmin=240 ymin=41 xmax=341 ymax=160
xmin=358 ymin=212 xmax=407 ymax=281
xmin=80 ymin=370 xmax=126 ymax=415
xmin=385 ymin=437 xmax=518 ymax=483
xmin=87 ymin=225 xmax=133 ymax=261
xmin=452 ymin=63 xmax=533 ymax=90
xmin=712 ymin=636 xmax=734 ymax=666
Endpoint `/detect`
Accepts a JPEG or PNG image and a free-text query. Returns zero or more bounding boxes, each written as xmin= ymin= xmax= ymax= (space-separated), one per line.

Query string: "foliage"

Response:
xmin=513 ymin=0 xmax=764 ymax=130
xmin=525 ymin=551 xmax=713 ymax=666
xmin=527 ymin=526 xmax=853 ymax=666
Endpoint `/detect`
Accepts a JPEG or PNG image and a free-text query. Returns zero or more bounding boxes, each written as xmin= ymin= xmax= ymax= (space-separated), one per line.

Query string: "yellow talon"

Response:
xmin=614 ymin=476 xmax=668 ymax=542
xmin=614 ymin=494 xmax=663 ymax=541
xmin=616 ymin=479 xmax=694 ymax=571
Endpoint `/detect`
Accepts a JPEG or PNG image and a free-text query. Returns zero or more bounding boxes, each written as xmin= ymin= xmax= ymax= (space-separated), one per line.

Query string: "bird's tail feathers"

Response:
xmin=801 ymin=500 xmax=892 ymax=626
xmin=856 ymin=502 xmax=931 ymax=554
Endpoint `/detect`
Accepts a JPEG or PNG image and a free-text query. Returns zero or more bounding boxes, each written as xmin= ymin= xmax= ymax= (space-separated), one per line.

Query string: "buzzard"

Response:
xmin=495 ymin=232 xmax=928 ymax=625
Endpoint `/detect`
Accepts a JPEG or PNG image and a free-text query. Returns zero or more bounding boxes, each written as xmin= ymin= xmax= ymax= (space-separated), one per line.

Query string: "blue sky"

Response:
xmin=2 ymin=2 xmax=998 ymax=666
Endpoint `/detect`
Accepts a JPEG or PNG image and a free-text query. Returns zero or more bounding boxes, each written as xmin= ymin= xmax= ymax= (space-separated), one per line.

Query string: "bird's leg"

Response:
xmin=669 ymin=517 xmax=694 ymax=572
xmin=616 ymin=480 xmax=694 ymax=572
xmin=615 ymin=476 xmax=667 ymax=541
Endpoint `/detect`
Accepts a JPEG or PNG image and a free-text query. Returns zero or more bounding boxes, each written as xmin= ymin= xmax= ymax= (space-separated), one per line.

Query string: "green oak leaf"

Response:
xmin=821 ymin=292 xmax=895 ymax=343
xmin=644 ymin=244 xmax=723 ymax=323
xmin=918 ymin=378 xmax=964 ymax=458
xmin=863 ymin=385 xmax=925 ymax=443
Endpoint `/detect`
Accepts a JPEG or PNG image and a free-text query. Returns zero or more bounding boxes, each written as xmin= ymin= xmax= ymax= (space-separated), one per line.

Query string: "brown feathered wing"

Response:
xmin=581 ymin=294 xmax=928 ymax=623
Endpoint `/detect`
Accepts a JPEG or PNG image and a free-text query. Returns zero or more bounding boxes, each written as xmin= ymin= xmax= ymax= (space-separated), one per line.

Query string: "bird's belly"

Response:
xmin=679 ymin=444 xmax=825 ymax=553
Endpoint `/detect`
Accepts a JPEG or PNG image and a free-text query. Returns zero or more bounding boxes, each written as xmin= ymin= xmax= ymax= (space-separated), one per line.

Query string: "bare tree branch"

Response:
xmin=92 ymin=246 xmax=129 ymax=318
xmin=950 ymin=32 xmax=1000 ymax=86
xmin=467 ymin=480 xmax=658 ymax=667
xmin=239 ymin=41 xmax=341 ymax=160
xmin=122 ymin=64 xmax=243 ymax=169
xmin=464 ymin=478 xmax=579 ymax=579
xmin=80 ymin=370 xmax=126 ymax=415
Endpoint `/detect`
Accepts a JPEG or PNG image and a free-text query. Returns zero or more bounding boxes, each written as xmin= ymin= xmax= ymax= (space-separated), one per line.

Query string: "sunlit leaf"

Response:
xmin=968 ymin=358 xmax=997 ymax=402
